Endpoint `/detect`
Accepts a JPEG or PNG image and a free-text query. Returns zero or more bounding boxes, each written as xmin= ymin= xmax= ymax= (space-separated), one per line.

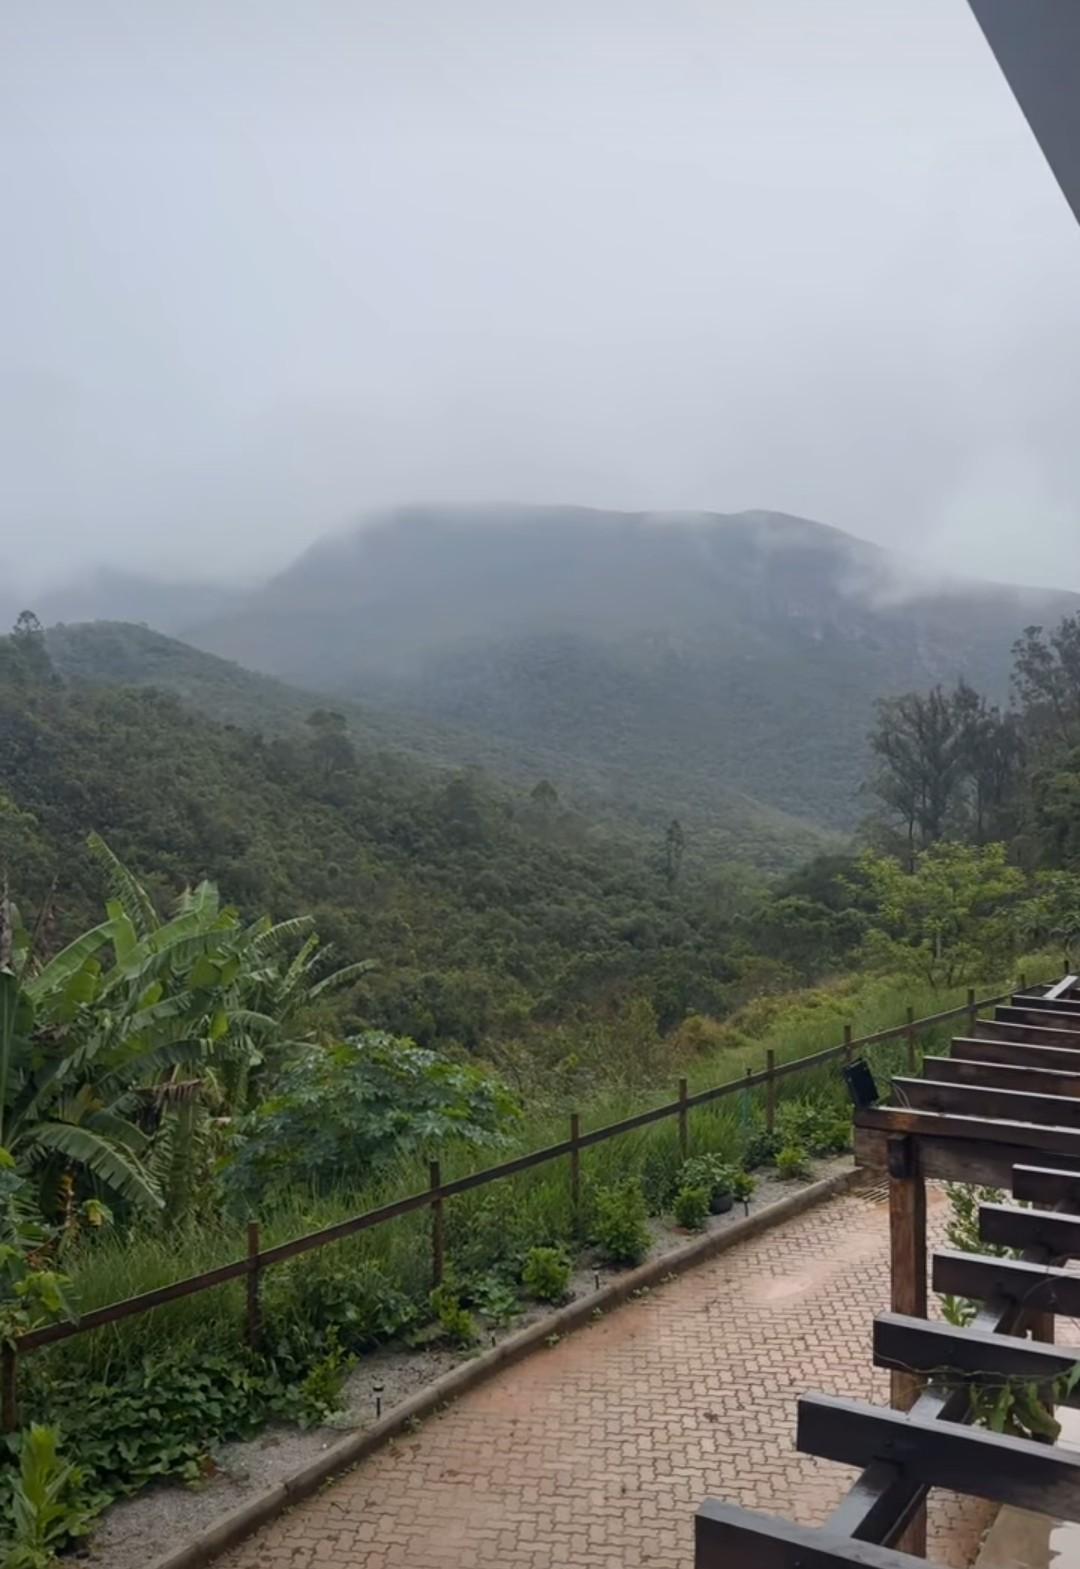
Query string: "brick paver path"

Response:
xmin=223 ymin=1184 xmax=992 ymax=1568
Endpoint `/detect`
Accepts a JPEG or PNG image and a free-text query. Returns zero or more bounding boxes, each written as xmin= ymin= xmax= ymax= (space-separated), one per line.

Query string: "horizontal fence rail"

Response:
xmin=0 ymin=976 xmax=1048 ymax=1423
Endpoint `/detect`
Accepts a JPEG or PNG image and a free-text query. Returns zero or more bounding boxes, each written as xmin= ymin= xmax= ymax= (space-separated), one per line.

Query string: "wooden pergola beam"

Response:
xmin=952 ymin=1035 xmax=1080 ymax=1071
xmin=981 ymin=1202 xmax=1080 ymax=1257
xmin=1013 ymin=988 xmax=1080 ymax=1014
xmin=1012 ymin=1164 xmax=1080 ymax=1206
xmin=932 ymin=1247 xmax=1080 ymax=1316
xmin=855 ymin=1124 xmax=1080 ymax=1187
xmin=894 ymin=1075 xmax=1080 ymax=1129
xmin=694 ymin=1502 xmax=934 ymax=1568
xmin=926 ymin=1054 xmax=1080 ymax=1097
xmin=997 ymin=1005 xmax=1080 ymax=1034
xmin=872 ymin=1311 xmax=1080 ymax=1395
xmin=856 ymin=1104 xmax=1080 ymax=1160
xmin=976 ymin=1016 xmax=1080 ymax=1046
xmin=799 ymin=1393 xmax=1080 ymax=1515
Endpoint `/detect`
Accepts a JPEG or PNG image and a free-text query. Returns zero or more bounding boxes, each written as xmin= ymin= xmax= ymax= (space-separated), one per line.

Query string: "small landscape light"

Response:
xmin=594 ymin=1271 xmax=601 ymax=1292
xmin=373 ymin=1381 xmax=385 ymax=1419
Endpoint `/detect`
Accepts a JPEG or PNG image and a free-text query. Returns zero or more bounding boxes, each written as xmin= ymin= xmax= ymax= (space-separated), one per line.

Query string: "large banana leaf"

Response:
xmin=249 ymin=916 xmax=315 ymax=956
xmin=26 ymin=921 xmax=115 ymax=1006
xmin=24 ymin=1122 xmax=162 ymax=1210
xmin=308 ymin=958 xmax=378 ymax=1000
xmin=87 ymin=833 xmax=159 ymax=938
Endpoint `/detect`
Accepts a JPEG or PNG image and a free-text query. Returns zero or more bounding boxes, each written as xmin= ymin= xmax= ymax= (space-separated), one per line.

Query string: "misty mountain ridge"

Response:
xmin=1 ymin=566 xmax=247 ymax=639
xmin=175 ymin=504 xmax=1078 ymax=833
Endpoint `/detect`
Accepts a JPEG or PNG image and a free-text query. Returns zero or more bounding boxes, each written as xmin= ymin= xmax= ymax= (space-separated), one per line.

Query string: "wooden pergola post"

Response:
xmin=887 ymin=1133 xmax=927 ymax=1556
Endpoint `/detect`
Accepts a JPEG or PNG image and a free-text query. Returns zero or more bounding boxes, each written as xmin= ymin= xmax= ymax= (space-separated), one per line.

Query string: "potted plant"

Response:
xmin=678 ymin=1154 xmax=734 ymax=1214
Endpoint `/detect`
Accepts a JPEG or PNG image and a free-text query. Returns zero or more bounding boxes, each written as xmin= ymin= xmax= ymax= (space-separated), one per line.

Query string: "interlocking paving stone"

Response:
xmin=221 ymin=1184 xmax=992 ymax=1568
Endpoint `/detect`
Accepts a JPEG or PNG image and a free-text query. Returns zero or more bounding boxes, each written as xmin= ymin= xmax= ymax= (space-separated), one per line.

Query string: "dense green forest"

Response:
xmin=45 ymin=617 xmax=832 ymax=874
xmin=0 ymin=604 xmax=1078 ymax=1563
xmin=5 ymin=616 xmax=856 ymax=1092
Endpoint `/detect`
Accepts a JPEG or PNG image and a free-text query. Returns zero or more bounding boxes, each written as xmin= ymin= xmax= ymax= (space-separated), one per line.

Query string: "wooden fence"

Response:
xmin=0 ymin=976 xmax=1043 ymax=1428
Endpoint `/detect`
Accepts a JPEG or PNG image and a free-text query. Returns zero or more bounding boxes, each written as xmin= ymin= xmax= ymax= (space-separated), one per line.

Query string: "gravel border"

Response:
xmin=144 ymin=1162 xmax=864 ymax=1569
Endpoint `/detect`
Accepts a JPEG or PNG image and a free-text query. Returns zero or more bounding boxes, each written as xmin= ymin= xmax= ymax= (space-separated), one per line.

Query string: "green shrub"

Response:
xmin=728 ymin=1169 xmax=756 ymax=1205
xmin=593 ymin=1181 xmax=650 ymax=1267
xmin=429 ymin=1285 xmax=478 ymax=1347
xmin=678 ymin=1154 xmax=730 ymax=1202
xmin=640 ymin=1143 xmax=682 ymax=1214
xmin=775 ymin=1144 xmax=811 ymax=1181
xmin=224 ymin=1035 xmax=520 ymax=1203
xmin=673 ymin=1186 xmax=709 ymax=1231
xmin=264 ymin=1253 xmax=418 ymax=1354
xmin=742 ymin=1128 xmax=781 ymax=1170
xmin=776 ymin=1098 xmax=851 ymax=1157
xmin=521 ymin=1247 xmax=572 ymax=1304
xmin=467 ymin=1272 xmax=521 ymax=1324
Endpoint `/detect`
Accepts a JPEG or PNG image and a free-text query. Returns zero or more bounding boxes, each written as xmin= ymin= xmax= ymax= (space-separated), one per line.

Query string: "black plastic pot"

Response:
xmin=710 ymin=1189 xmax=734 ymax=1215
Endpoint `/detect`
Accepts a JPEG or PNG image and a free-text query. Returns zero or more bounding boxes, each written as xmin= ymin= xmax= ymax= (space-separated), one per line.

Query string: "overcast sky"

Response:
xmin=2 ymin=0 xmax=1079 ymax=594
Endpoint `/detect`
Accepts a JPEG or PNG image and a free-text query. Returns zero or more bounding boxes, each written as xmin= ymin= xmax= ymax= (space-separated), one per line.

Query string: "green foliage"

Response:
xmin=521 ymin=1247 xmax=571 ymax=1304
xmin=466 ymin=1273 xmax=521 ymax=1325
xmin=1015 ymin=871 xmax=1080 ymax=969
xmin=944 ymin=1184 xmax=1011 ymax=1258
xmin=639 ymin=1142 xmax=682 ymax=1214
xmin=0 ymin=627 xmax=765 ymax=1068
xmin=3 ymin=1424 xmax=91 ymax=1568
xmin=728 ymin=1168 xmax=756 ymax=1204
xmin=37 ymin=1346 xmax=342 ymax=1517
xmin=775 ymin=1098 xmax=851 ymax=1157
xmin=429 ymin=1286 xmax=477 ymax=1348
xmin=967 ymin=1361 xmax=1080 ymax=1445
xmin=859 ymin=843 xmax=1025 ymax=990
xmin=224 ymin=1034 xmax=518 ymax=1202
xmin=0 ymin=1155 xmax=76 ymax=1356
xmin=263 ymin=1252 xmax=418 ymax=1355
xmin=672 ymin=1186 xmax=709 ymax=1231
xmin=775 ymin=1144 xmax=811 ymax=1182
xmin=677 ymin=1154 xmax=738 ymax=1211
xmin=592 ymin=1181 xmax=650 ymax=1267
xmin=742 ymin=1128 xmax=781 ymax=1170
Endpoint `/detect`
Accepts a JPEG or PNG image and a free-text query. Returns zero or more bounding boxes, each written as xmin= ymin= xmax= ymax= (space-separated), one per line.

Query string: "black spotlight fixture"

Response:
xmin=842 ymin=1058 xmax=879 ymax=1110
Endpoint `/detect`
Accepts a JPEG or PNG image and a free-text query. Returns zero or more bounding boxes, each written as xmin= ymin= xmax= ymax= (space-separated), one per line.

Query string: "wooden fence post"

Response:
xmin=905 ymin=1005 xmax=916 ymax=1072
xmin=429 ymin=1160 xmax=445 ymax=1289
xmin=966 ymin=986 xmax=977 ymax=1036
xmin=246 ymin=1221 xmax=262 ymax=1351
xmin=887 ymin=1133 xmax=927 ymax=1555
xmin=843 ymin=1024 xmax=853 ymax=1063
xmin=569 ymin=1113 xmax=581 ymax=1228
xmin=765 ymin=1050 xmax=776 ymax=1134
xmin=1 ymin=1346 xmax=16 ymax=1434
xmin=678 ymin=1078 xmax=688 ymax=1160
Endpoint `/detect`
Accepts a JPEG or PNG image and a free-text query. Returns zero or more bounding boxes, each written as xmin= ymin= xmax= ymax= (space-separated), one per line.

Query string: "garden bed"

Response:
xmin=79 ymin=1158 xmax=851 ymax=1569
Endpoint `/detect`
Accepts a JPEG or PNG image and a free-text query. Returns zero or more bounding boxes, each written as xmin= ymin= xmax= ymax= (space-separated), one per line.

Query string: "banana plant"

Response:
xmin=0 ymin=837 xmax=374 ymax=1220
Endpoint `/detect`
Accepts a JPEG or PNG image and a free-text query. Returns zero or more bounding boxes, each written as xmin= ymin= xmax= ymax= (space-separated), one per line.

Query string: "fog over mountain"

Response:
xmin=3 ymin=0 xmax=1080 ymax=595
xmin=178 ymin=503 xmax=1078 ymax=835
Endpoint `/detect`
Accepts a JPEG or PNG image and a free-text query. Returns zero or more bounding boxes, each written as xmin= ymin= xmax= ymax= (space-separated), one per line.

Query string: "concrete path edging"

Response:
xmin=146 ymin=1162 xmax=864 ymax=1569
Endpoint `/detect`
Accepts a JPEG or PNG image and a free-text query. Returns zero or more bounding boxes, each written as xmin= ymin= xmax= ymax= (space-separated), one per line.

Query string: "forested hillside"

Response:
xmin=186 ymin=504 xmax=1080 ymax=831
xmin=3 ymin=617 xmax=774 ymax=1060
xmin=45 ymin=619 xmax=833 ymax=873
